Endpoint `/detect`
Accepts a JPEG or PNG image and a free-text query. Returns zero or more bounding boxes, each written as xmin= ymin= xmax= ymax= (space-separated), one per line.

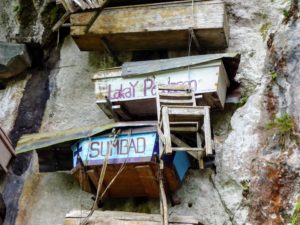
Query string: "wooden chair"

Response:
xmin=156 ymin=84 xmax=213 ymax=169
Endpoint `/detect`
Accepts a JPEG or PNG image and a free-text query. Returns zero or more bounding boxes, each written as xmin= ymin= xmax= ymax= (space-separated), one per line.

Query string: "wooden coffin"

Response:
xmin=93 ymin=54 xmax=233 ymax=120
xmin=0 ymin=127 xmax=15 ymax=173
xmin=71 ymin=128 xmax=190 ymax=198
xmin=70 ymin=0 xmax=229 ymax=51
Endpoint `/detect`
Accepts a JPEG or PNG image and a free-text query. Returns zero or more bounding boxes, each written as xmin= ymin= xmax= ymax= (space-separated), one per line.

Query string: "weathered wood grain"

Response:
xmin=64 ymin=210 xmax=199 ymax=225
xmin=70 ymin=0 xmax=228 ymax=51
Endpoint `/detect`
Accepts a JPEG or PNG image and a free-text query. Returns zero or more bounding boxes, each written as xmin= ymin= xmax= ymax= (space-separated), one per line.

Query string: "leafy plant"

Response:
xmin=267 ymin=113 xmax=294 ymax=135
xmin=291 ymin=200 xmax=300 ymax=225
xmin=271 ymin=71 xmax=278 ymax=81
xmin=283 ymin=9 xmax=290 ymax=18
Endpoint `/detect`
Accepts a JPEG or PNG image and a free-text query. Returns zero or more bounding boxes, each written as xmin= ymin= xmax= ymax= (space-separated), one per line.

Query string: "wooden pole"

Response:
xmin=159 ymin=161 xmax=168 ymax=225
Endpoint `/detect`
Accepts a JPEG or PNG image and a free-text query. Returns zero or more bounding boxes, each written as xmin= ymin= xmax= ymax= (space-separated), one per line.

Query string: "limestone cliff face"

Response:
xmin=0 ymin=1 xmax=299 ymax=225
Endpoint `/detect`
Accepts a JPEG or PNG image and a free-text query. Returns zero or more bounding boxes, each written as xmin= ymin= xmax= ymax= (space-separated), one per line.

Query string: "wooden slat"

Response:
xmin=170 ymin=134 xmax=197 ymax=159
xmin=159 ymin=93 xmax=194 ymax=100
xmin=189 ymin=28 xmax=201 ymax=53
xmin=65 ymin=210 xmax=199 ymax=224
xmin=162 ymin=107 xmax=172 ymax=155
xmin=167 ymin=107 xmax=205 ymax=115
xmin=170 ymin=126 xmax=198 ymax=132
xmin=159 ymin=99 xmax=194 ymax=105
xmin=170 ymin=122 xmax=198 ymax=133
xmin=203 ymin=106 xmax=213 ymax=155
xmin=52 ymin=12 xmax=71 ymax=32
xmin=135 ymin=165 xmax=159 ymax=198
xmin=196 ymin=133 xmax=204 ymax=169
xmin=158 ymin=84 xmax=191 ymax=92
xmin=172 ymin=147 xmax=204 ymax=152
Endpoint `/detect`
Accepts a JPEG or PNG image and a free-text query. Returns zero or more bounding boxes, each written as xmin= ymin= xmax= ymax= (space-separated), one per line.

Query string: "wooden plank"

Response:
xmin=159 ymin=99 xmax=194 ymax=105
xmin=203 ymin=106 xmax=213 ymax=155
xmin=170 ymin=122 xmax=198 ymax=133
xmin=52 ymin=12 xmax=71 ymax=32
xmin=65 ymin=210 xmax=199 ymax=224
xmin=189 ymin=28 xmax=201 ymax=53
xmin=167 ymin=107 xmax=205 ymax=117
xmin=159 ymin=161 xmax=168 ymax=225
xmin=170 ymin=134 xmax=197 ymax=159
xmin=159 ymin=92 xmax=194 ymax=100
xmin=162 ymin=107 xmax=172 ymax=155
xmin=70 ymin=1 xmax=228 ymax=51
xmin=135 ymin=165 xmax=159 ymax=198
xmin=196 ymin=133 xmax=204 ymax=169
xmin=158 ymin=84 xmax=190 ymax=91
xmin=172 ymin=147 xmax=204 ymax=152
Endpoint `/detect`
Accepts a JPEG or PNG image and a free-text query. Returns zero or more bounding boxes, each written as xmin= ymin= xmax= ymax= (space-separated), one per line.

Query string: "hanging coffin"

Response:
xmin=93 ymin=53 xmax=240 ymax=120
xmin=15 ymin=122 xmax=190 ymax=198
xmin=71 ymin=127 xmax=190 ymax=198
xmin=70 ymin=0 xmax=229 ymax=51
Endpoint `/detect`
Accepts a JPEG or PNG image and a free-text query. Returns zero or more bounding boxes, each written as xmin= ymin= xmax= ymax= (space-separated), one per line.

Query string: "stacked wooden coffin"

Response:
xmin=70 ymin=0 xmax=229 ymax=52
xmin=67 ymin=0 xmax=240 ymax=199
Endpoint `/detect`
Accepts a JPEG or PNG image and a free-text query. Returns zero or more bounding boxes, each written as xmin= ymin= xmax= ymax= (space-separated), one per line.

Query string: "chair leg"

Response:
xmin=204 ymin=107 xmax=213 ymax=155
xmin=162 ymin=107 xmax=172 ymax=155
xmin=196 ymin=132 xmax=204 ymax=169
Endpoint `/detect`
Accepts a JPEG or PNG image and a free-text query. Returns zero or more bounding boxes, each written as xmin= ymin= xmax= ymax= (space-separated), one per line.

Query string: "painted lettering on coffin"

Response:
xmin=107 ymin=77 xmax=197 ymax=100
xmin=72 ymin=132 xmax=157 ymax=167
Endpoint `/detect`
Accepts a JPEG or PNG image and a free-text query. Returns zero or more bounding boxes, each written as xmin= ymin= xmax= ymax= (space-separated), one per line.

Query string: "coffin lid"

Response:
xmin=16 ymin=121 xmax=156 ymax=154
xmin=122 ymin=53 xmax=241 ymax=89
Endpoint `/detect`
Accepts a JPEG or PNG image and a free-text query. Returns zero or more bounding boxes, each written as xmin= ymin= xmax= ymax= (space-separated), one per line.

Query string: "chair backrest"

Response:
xmin=156 ymin=84 xmax=196 ymax=120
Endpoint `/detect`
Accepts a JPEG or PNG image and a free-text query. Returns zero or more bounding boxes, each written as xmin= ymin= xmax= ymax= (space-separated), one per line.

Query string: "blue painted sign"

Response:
xmin=72 ymin=132 xmax=158 ymax=167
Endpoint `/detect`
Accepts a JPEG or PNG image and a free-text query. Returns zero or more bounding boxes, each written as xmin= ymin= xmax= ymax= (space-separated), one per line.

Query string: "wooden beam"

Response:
xmin=172 ymin=147 xmax=204 ymax=152
xmin=189 ymin=28 xmax=201 ymax=53
xmin=64 ymin=210 xmax=199 ymax=224
xmin=159 ymin=161 xmax=168 ymax=225
xmin=204 ymin=106 xmax=213 ymax=155
xmin=52 ymin=11 xmax=71 ymax=32
xmin=196 ymin=132 xmax=204 ymax=169
xmin=161 ymin=106 xmax=172 ymax=155
xmin=170 ymin=134 xmax=197 ymax=160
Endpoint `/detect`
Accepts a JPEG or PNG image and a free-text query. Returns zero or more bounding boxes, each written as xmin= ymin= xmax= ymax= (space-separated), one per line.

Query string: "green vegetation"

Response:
xmin=49 ymin=6 xmax=59 ymax=25
xmin=13 ymin=4 xmax=23 ymax=18
xmin=239 ymin=96 xmax=249 ymax=107
xmin=267 ymin=113 xmax=294 ymax=135
xmin=260 ymin=22 xmax=271 ymax=41
xmin=271 ymin=71 xmax=278 ymax=81
xmin=291 ymin=200 xmax=300 ymax=225
xmin=283 ymin=9 xmax=290 ymax=18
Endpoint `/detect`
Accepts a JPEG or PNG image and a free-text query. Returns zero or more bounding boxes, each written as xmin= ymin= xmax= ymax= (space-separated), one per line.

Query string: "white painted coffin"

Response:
xmin=92 ymin=54 xmax=239 ymax=120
